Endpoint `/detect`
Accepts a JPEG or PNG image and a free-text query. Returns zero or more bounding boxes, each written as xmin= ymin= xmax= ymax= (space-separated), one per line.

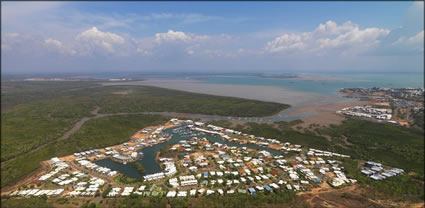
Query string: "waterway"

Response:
xmin=94 ymin=125 xmax=282 ymax=178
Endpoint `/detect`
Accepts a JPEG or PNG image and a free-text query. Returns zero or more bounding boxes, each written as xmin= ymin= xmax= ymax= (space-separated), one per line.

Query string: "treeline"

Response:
xmin=99 ymin=191 xmax=302 ymax=208
xmin=92 ymin=85 xmax=289 ymax=117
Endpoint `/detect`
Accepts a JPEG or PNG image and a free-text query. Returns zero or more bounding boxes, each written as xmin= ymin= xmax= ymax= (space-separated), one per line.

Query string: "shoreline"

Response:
xmin=100 ymin=78 xmax=364 ymax=125
xmin=101 ymin=78 xmax=335 ymax=106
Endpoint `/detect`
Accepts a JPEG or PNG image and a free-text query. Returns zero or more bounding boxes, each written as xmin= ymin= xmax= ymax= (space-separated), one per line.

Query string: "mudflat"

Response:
xmin=101 ymin=79 xmax=332 ymax=106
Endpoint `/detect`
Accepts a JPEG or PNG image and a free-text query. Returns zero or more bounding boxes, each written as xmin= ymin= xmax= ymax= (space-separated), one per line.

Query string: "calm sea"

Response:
xmin=199 ymin=72 xmax=424 ymax=96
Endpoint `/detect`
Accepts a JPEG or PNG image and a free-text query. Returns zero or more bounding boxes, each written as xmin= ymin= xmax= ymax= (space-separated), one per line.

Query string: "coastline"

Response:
xmin=100 ymin=78 xmax=366 ymax=126
xmin=101 ymin=78 xmax=332 ymax=106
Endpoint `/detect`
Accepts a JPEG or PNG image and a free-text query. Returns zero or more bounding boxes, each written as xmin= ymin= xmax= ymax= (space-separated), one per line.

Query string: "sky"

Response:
xmin=1 ymin=1 xmax=424 ymax=74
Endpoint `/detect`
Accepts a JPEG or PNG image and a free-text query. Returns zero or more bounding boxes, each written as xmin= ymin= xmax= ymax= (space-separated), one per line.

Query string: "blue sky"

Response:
xmin=1 ymin=1 xmax=423 ymax=74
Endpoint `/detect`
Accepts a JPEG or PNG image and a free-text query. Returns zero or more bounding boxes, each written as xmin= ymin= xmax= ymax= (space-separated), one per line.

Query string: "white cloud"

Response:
xmin=265 ymin=20 xmax=390 ymax=55
xmin=318 ymin=27 xmax=390 ymax=49
xmin=75 ymin=27 xmax=125 ymax=54
xmin=313 ymin=20 xmax=357 ymax=36
xmin=265 ymin=34 xmax=306 ymax=52
xmin=1 ymin=32 xmax=30 ymax=50
xmin=155 ymin=30 xmax=208 ymax=44
xmin=44 ymin=38 xmax=76 ymax=55
xmin=393 ymin=30 xmax=424 ymax=46
xmin=155 ymin=30 xmax=191 ymax=43
xmin=392 ymin=31 xmax=424 ymax=52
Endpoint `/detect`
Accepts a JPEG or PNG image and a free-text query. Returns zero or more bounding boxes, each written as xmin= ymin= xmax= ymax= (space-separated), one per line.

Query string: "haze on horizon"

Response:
xmin=1 ymin=1 xmax=424 ymax=75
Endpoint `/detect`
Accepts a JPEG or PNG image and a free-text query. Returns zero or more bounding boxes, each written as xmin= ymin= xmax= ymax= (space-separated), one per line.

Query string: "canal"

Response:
xmin=94 ymin=125 xmax=283 ymax=178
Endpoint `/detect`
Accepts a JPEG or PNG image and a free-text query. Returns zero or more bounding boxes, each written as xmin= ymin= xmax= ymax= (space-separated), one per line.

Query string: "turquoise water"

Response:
xmin=95 ymin=126 xmax=282 ymax=178
xmin=201 ymin=72 xmax=424 ymax=96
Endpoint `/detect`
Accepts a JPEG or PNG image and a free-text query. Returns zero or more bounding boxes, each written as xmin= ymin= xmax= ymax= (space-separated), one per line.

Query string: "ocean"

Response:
xmin=92 ymin=71 xmax=423 ymax=96
xmin=198 ymin=72 xmax=424 ymax=96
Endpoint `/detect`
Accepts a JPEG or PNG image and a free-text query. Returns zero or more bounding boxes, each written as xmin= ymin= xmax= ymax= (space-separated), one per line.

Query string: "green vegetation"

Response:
xmin=412 ymin=108 xmax=424 ymax=130
xmin=130 ymin=162 xmax=146 ymax=174
xmin=192 ymin=192 xmax=303 ymax=208
xmin=93 ymin=86 xmax=289 ymax=117
xmin=104 ymin=191 xmax=302 ymax=208
xmin=114 ymin=174 xmax=144 ymax=185
xmin=1 ymin=98 xmax=93 ymax=161
xmin=1 ymin=114 xmax=167 ymax=188
xmin=0 ymin=197 xmax=51 ymax=208
xmin=102 ymin=185 xmax=112 ymax=198
xmin=318 ymin=119 xmax=424 ymax=176
xmin=55 ymin=197 xmax=69 ymax=204
xmin=1 ymin=81 xmax=100 ymax=111
xmin=341 ymin=158 xmax=424 ymax=202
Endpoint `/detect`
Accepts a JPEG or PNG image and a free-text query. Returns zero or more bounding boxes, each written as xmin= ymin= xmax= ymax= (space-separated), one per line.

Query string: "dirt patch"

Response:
xmin=300 ymin=185 xmax=385 ymax=208
xmin=299 ymin=184 xmax=423 ymax=208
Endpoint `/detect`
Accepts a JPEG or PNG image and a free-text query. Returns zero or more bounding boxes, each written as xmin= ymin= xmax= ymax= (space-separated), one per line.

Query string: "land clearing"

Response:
xmin=299 ymin=184 xmax=385 ymax=208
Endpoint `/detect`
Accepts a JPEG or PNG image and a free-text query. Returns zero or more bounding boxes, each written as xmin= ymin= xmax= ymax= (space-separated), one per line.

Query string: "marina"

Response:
xmin=94 ymin=125 xmax=282 ymax=178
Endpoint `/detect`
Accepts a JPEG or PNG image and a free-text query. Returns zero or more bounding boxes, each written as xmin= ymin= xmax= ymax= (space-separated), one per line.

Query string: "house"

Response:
xmin=364 ymin=161 xmax=382 ymax=168
xmin=361 ymin=170 xmax=373 ymax=176
xmin=264 ymin=185 xmax=272 ymax=191
xmin=189 ymin=166 xmax=197 ymax=172
xmin=248 ymin=188 xmax=256 ymax=195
